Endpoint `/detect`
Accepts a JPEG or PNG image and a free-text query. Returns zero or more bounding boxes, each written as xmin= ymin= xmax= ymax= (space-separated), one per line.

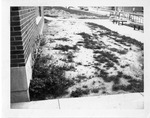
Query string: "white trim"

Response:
xmin=36 ymin=16 xmax=42 ymax=25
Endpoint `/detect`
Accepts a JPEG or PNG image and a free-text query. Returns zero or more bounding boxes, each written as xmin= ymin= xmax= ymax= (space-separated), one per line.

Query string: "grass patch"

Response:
xmin=93 ymin=50 xmax=119 ymax=65
xmin=102 ymin=71 xmax=133 ymax=85
xmin=120 ymin=64 xmax=130 ymax=68
xmin=93 ymin=50 xmax=102 ymax=54
xmin=92 ymin=81 xmax=96 ymax=85
xmin=82 ymin=85 xmax=88 ymax=88
xmin=94 ymin=55 xmax=110 ymax=63
xmin=128 ymin=79 xmax=144 ymax=92
xmin=77 ymin=75 xmax=87 ymax=80
xmin=61 ymin=51 xmax=75 ymax=63
xmin=77 ymin=32 xmax=99 ymax=49
xmin=99 ymin=69 xmax=109 ymax=79
xmin=70 ymin=88 xmax=90 ymax=97
xmin=100 ymin=71 xmax=132 ymax=85
xmin=44 ymin=14 xmax=58 ymax=18
xmin=76 ymin=62 xmax=82 ymax=65
xmin=112 ymin=84 xmax=132 ymax=91
xmin=108 ymin=33 xmax=143 ymax=50
xmin=44 ymin=18 xmax=51 ymax=23
xmin=54 ymin=38 xmax=69 ymax=41
xmin=104 ymin=61 xmax=114 ymax=68
xmin=67 ymin=52 xmax=74 ymax=62
xmin=76 ymin=41 xmax=84 ymax=46
xmin=112 ymin=79 xmax=143 ymax=92
xmin=61 ymin=64 xmax=75 ymax=71
xmin=111 ymin=73 xmax=143 ymax=92
xmin=86 ymin=22 xmax=143 ymax=50
xmin=122 ymin=74 xmax=133 ymax=80
xmin=79 ymin=16 xmax=99 ymax=19
xmin=77 ymin=32 xmax=105 ymax=49
xmin=118 ymin=35 xmax=143 ymax=50
xmin=100 ymin=51 xmax=119 ymax=64
xmin=86 ymin=22 xmax=111 ymax=32
xmin=53 ymin=44 xmax=78 ymax=51
xmin=91 ymin=88 xmax=99 ymax=93
xmin=109 ymin=48 xmax=128 ymax=54
xmin=77 ymin=32 xmax=92 ymax=40
xmin=105 ymin=75 xmax=120 ymax=84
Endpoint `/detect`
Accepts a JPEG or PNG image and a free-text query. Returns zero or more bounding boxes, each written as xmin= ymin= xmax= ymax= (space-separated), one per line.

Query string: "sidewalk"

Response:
xmin=11 ymin=93 xmax=144 ymax=109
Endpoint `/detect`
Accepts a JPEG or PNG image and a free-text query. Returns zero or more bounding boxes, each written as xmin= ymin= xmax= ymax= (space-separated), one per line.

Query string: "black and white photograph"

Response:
xmin=1 ymin=0 xmax=150 ymax=117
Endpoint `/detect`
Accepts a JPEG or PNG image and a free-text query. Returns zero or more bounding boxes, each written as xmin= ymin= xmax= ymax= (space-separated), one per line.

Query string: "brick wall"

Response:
xmin=11 ymin=7 xmax=43 ymax=67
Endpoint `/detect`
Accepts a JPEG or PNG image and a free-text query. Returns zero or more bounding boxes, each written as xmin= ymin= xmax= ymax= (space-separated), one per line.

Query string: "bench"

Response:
xmin=109 ymin=16 xmax=127 ymax=25
xmin=111 ymin=18 xmax=127 ymax=25
xmin=131 ymin=22 xmax=143 ymax=30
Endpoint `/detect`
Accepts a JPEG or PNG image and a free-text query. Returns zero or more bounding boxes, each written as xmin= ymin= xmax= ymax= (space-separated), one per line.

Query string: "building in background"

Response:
xmin=10 ymin=7 xmax=44 ymax=103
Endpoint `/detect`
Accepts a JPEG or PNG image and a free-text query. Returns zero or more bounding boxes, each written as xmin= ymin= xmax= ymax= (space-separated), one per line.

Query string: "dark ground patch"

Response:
xmin=53 ymin=44 xmax=79 ymax=51
xmin=86 ymin=22 xmax=143 ymax=50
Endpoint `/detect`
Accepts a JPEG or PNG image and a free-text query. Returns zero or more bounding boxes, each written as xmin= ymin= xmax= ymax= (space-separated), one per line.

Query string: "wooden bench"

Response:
xmin=111 ymin=18 xmax=127 ymax=25
xmin=131 ymin=22 xmax=143 ymax=30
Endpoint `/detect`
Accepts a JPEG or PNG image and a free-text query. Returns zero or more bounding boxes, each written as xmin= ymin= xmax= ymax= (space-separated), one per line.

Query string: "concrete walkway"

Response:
xmin=11 ymin=93 xmax=144 ymax=109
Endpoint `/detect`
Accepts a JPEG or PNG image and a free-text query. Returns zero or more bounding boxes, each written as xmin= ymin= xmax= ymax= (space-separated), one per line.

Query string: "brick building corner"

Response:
xmin=10 ymin=6 xmax=44 ymax=103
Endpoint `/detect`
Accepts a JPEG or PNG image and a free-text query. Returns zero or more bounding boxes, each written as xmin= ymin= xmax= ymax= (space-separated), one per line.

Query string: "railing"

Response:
xmin=122 ymin=12 xmax=143 ymax=24
xmin=110 ymin=11 xmax=143 ymax=24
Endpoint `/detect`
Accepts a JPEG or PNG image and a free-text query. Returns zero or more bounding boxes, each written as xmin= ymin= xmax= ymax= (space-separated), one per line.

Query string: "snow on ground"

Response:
xmin=45 ymin=17 xmax=144 ymax=43
xmin=85 ymin=19 xmax=144 ymax=43
xmin=40 ymin=16 xmax=144 ymax=98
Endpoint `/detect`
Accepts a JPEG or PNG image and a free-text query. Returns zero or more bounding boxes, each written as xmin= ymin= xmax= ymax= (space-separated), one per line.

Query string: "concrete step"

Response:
xmin=11 ymin=92 xmax=144 ymax=109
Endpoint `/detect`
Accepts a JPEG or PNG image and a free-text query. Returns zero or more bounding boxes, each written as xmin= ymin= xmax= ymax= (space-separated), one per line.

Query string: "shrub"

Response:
xmin=29 ymin=78 xmax=47 ymax=100
xmin=112 ymin=79 xmax=143 ymax=92
xmin=32 ymin=55 xmax=51 ymax=78
xmin=40 ymin=38 xmax=47 ymax=46
xmin=29 ymin=54 xmax=74 ymax=101
xmin=112 ymin=84 xmax=132 ymax=91
xmin=128 ymin=79 xmax=144 ymax=92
